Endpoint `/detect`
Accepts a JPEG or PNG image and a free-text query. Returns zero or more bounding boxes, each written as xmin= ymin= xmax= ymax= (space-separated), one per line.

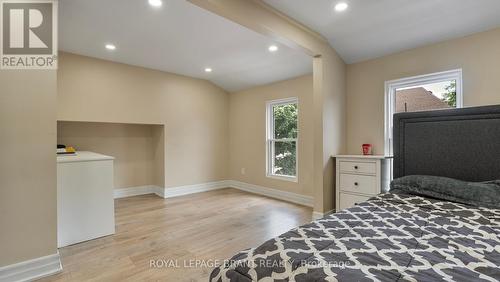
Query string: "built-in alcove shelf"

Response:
xmin=57 ymin=120 xmax=165 ymax=192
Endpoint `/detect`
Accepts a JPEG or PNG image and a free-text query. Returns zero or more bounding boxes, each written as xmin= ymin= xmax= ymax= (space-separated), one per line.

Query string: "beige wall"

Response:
xmin=58 ymin=52 xmax=229 ymax=188
xmin=347 ymin=28 xmax=500 ymax=155
xmin=57 ymin=121 xmax=165 ymax=189
xmin=315 ymin=54 xmax=347 ymax=211
xmin=0 ymin=70 xmax=57 ymax=266
xmin=229 ymin=75 xmax=314 ymax=196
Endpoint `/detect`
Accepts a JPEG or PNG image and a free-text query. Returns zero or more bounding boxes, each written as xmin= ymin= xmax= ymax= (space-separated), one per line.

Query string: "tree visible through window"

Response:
xmin=267 ymin=98 xmax=298 ymax=179
xmin=442 ymin=81 xmax=457 ymax=107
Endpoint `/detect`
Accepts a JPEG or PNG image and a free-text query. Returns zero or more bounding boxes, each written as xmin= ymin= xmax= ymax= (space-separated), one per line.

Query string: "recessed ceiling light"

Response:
xmin=334 ymin=2 xmax=348 ymax=12
xmin=204 ymin=68 xmax=212 ymax=73
xmin=268 ymin=45 xmax=279 ymax=52
xmin=105 ymin=44 xmax=116 ymax=50
xmin=148 ymin=0 xmax=162 ymax=7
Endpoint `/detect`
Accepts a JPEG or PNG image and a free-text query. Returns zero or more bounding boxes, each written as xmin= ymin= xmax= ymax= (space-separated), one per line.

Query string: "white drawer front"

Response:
xmin=340 ymin=173 xmax=377 ymax=195
xmin=339 ymin=161 xmax=376 ymax=175
xmin=339 ymin=193 xmax=371 ymax=210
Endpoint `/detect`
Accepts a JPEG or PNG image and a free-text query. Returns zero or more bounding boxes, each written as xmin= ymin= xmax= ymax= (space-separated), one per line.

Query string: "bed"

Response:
xmin=210 ymin=105 xmax=500 ymax=282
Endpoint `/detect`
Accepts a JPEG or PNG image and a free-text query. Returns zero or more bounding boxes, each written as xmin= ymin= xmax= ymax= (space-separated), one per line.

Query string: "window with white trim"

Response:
xmin=266 ymin=98 xmax=298 ymax=181
xmin=385 ymin=69 xmax=463 ymax=156
xmin=385 ymin=69 xmax=463 ymax=179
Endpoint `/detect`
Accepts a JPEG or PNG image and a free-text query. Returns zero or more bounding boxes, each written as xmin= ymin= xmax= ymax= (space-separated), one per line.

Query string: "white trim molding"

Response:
xmin=163 ymin=181 xmax=230 ymax=198
xmin=228 ymin=180 xmax=313 ymax=207
xmin=113 ymin=185 xmax=163 ymax=199
xmin=113 ymin=181 xmax=314 ymax=209
xmin=0 ymin=253 xmax=62 ymax=282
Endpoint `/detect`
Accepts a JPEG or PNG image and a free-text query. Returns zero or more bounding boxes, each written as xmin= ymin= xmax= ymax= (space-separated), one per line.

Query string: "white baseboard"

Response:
xmin=162 ymin=181 xmax=229 ymax=198
xmin=114 ymin=185 xmax=163 ymax=199
xmin=114 ymin=181 xmax=314 ymax=209
xmin=151 ymin=185 xmax=166 ymax=198
xmin=227 ymin=180 xmax=314 ymax=207
xmin=0 ymin=253 xmax=62 ymax=282
xmin=312 ymin=209 xmax=335 ymax=220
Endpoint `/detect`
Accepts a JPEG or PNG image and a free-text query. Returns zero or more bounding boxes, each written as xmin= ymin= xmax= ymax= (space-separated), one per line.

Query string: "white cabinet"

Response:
xmin=57 ymin=152 xmax=115 ymax=247
xmin=335 ymin=155 xmax=390 ymax=212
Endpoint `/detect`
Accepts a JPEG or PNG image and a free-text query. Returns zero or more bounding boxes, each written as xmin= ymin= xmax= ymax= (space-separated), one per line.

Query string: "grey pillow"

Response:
xmin=390 ymin=175 xmax=500 ymax=209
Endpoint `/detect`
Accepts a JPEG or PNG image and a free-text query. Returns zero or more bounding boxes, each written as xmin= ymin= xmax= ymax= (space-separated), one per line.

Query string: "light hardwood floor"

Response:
xmin=40 ymin=188 xmax=312 ymax=282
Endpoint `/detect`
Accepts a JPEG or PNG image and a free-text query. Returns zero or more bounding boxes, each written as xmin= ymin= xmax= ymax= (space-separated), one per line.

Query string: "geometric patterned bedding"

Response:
xmin=210 ymin=193 xmax=500 ymax=282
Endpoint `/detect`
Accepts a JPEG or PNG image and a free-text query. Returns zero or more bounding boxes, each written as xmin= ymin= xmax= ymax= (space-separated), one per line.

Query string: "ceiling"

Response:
xmin=59 ymin=0 xmax=312 ymax=92
xmin=264 ymin=0 xmax=500 ymax=64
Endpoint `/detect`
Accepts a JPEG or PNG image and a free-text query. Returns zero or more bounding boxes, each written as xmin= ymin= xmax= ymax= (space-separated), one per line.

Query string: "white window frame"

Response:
xmin=384 ymin=68 xmax=463 ymax=158
xmin=266 ymin=97 xmax=298 ymax=182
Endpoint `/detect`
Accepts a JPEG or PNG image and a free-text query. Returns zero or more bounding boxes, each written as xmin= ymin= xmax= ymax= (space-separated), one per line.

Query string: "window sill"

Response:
xmin=266 ymin=174 xmax=298 ymax=183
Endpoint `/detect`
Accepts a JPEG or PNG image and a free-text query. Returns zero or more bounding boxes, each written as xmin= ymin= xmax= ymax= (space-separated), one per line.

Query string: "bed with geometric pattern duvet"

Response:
xmin=210 ymin=192 xmax=500 ymax=282
xmin=211 ymin=105 xmax=500 ymax=281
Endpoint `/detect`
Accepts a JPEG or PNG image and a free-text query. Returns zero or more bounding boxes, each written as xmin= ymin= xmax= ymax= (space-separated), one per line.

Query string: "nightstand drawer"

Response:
xmin=339 ymin=173 xmax=377 ymax=195
xmin=339 ymin=193 xmax=371 ymax=210
xmin=339 ymin=161 xmax=376 ymax=175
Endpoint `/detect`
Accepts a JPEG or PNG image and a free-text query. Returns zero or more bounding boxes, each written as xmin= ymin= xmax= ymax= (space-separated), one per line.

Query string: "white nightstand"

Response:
xmin=334 ymin=155 xmax=391 ymax=211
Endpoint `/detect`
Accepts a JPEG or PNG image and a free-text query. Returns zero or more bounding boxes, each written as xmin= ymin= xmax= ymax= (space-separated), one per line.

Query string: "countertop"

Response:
xmin=333 ymin=155 xmax=392 ymax=159
xmin=57 ymin=151 xmax=115 ymax=163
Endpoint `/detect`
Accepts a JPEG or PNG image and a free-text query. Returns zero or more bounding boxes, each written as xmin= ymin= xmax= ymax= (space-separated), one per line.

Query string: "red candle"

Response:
xmin=362 ymin=144 xmax=373 ymax=155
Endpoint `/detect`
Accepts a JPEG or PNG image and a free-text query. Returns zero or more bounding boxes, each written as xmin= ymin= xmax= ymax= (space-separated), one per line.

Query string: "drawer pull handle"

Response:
xmin=354 ymin=166 xmax=359 ymax=169
xmin=354 ymin=182 xmax=359 ymax=186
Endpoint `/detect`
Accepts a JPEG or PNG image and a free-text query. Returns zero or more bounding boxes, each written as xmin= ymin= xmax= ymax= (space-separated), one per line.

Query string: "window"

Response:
xmin=266 ymin=98 xmax=298 ymax=181
xmin=385 ymin=69 xmax=463 ymax=179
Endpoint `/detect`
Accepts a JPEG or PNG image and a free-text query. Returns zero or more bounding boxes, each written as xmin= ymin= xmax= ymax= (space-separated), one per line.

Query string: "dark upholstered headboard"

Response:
xmin=393 ymin=105 xmax=500 ymax=182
